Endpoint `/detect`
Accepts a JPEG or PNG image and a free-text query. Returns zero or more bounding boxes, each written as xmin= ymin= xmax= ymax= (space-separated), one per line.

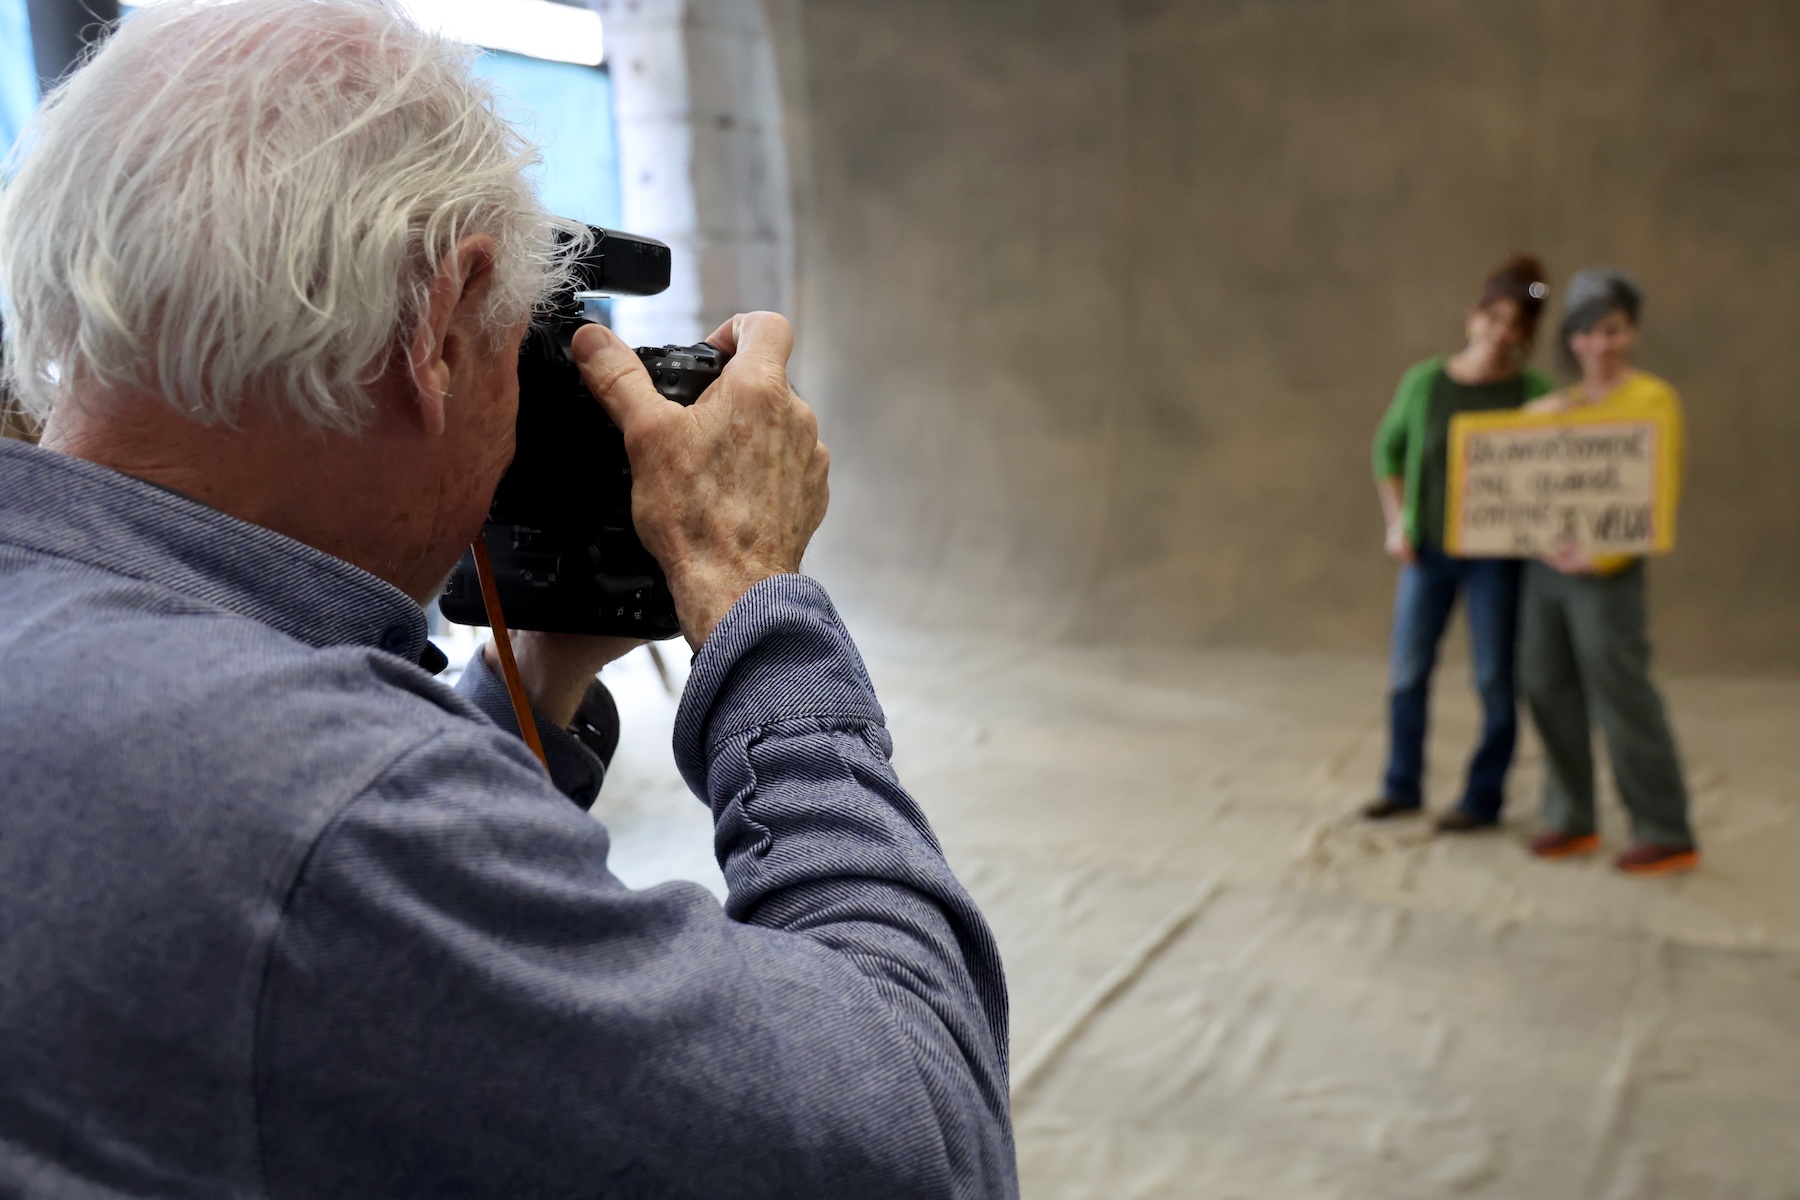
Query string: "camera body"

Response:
xmin=438 ymin=226 xmax=724 ymax=639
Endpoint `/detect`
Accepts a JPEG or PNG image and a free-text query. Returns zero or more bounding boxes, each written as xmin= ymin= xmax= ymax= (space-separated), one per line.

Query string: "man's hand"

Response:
xmin=1385 ymin=522 xmax=1417 ymax=566
xmin=483 ymin=633 xmax=641 ymax=729
xmin=572 ymin=313 xmax=830 ymax=650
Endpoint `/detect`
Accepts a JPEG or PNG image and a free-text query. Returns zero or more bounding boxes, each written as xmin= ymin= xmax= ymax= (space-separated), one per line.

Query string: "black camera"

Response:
xmin=438 ymin=226 xmax=726 ymax=639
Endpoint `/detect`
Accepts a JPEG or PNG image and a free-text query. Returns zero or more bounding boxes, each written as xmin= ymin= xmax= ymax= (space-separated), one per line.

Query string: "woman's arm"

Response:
xmin=1372 ymin=362 xmax=1436 ymax=566
xmin=1375 ymin=476 xmax=1414 ymax=564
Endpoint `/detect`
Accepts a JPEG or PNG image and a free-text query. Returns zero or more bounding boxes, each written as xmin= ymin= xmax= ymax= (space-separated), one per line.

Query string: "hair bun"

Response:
xmin=1478 ymin=252 xmax=1551 ymax=339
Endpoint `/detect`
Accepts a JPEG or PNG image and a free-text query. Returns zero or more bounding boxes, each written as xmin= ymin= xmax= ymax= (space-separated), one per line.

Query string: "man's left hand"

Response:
xmin=483 ymin=633 xmax=643 ymax=728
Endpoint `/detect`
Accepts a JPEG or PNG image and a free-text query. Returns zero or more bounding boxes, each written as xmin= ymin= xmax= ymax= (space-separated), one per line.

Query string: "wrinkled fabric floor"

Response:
xmin=592 ymin=629 xmax=1800 ymax=1200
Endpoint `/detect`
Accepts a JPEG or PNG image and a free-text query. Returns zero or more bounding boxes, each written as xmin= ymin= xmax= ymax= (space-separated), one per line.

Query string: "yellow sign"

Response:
xmin=1446 ymin=409 xmax=1678 ymax=558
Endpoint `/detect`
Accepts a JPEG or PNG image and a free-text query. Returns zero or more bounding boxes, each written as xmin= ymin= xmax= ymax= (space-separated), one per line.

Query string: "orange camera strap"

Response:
xmin=469 ymin=536 xmax=550 ymax=770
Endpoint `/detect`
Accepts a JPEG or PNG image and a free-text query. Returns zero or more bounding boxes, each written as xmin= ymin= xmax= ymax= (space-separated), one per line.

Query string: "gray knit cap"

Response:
xmin=1561 ymin=267 xmax=1643 ymax=336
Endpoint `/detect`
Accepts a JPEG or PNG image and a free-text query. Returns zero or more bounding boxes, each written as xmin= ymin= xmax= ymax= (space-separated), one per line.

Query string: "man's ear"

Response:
xmin=406 ymin=234 xmax=499 ymax=438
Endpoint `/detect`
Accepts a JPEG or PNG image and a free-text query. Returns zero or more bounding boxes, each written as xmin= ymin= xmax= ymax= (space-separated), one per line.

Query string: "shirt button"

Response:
xmin=379 ymin=627 xmax=412 ymax=655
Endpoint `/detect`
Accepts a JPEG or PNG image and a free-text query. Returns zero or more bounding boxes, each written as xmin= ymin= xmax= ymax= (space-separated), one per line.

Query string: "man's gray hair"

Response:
xmin=0 ymin=0 xmax=582 ymax=431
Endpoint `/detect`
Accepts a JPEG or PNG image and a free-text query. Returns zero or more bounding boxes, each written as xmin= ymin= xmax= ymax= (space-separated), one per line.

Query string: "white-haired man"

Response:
xmin=0 ymin=2 xmax=1015 ymax=1196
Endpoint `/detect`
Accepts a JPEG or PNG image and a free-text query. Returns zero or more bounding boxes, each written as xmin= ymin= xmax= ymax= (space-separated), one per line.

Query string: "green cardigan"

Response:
xmin=1371 ymin=357 xmax=1555 ymax=543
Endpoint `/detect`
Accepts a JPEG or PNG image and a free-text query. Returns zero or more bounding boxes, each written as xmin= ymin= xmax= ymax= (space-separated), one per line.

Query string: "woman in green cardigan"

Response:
xmin=1364 ymin=255 xmax=1554 ymax=830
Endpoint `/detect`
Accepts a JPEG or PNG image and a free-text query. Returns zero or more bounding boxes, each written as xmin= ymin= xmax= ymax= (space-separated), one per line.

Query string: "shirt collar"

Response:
xmin=0 ymin=438 xmax=431 ymax=664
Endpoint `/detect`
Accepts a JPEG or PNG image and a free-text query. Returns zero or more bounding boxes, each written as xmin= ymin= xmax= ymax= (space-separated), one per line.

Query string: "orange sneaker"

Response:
xmin=1615 ymin=843 xmax=1700 ymax=876
xmin=1528 ymin=830 xmax=1601 ymax=859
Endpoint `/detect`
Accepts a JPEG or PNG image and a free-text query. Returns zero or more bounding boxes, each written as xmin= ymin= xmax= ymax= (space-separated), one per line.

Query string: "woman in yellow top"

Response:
xmin=1519 ymin=269 xmax=1697 ymax=875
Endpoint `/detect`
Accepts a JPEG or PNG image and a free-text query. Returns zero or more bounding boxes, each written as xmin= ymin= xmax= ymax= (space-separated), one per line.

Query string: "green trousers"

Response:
xmin=1517 ymin=560 xmax=1694 ymax=848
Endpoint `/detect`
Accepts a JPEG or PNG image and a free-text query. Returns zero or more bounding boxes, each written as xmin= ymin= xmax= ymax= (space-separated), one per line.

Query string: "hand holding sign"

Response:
xmin=1446 ymin=408 xmax=1678 ymax=559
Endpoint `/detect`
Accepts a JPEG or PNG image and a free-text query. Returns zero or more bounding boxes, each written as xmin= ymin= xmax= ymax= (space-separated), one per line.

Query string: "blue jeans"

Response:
xmin=1381 ymin=550 xmax=1521 ymax=819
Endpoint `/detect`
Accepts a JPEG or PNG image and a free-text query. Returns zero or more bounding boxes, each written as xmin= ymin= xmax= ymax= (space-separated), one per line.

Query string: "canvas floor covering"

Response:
xmin=575 ymin=626 xmax=1800 ymax=1200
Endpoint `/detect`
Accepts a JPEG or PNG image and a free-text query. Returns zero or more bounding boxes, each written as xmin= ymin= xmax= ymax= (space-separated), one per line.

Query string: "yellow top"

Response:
xmin=1525 ymin=370 xmax=1685 ymax=577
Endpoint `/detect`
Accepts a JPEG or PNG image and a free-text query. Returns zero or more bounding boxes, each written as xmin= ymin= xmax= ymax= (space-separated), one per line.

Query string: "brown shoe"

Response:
xmin=1615 ymin=843 xmax=1700 ymax=876
xmin=1362 ymin=796 xmax=1421 ymax=820
xmin=1529 ymin=830 xmax=1601 ymax=859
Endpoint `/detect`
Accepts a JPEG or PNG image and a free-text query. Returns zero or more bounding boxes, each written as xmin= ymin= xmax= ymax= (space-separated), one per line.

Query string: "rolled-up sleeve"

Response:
xmin=254 ymin=576 xmax=1016 ymax=1199
xmin=454 ymin=647 xmax=608 ymax=809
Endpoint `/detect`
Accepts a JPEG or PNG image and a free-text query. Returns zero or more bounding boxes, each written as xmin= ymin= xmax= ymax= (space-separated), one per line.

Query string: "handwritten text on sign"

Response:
xmin=1447 ymin=415 xmax=1673 ymax=557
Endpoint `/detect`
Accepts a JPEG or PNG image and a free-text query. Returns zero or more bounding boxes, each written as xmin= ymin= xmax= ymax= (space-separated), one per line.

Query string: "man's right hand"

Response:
xmin=1385 ymin=522 xmax=1416 ymax=565
xmin=571 ymin=313 xmax=830 ymax=650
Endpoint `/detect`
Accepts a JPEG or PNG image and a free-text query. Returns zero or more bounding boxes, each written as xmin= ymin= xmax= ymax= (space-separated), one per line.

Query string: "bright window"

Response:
xmin=473 ymin=51 xmax=621 ymax=230
xmin=0 ymin=0 xmax=37 ymax=152
xmin=3 ymin=1 xmax=620 ymax=230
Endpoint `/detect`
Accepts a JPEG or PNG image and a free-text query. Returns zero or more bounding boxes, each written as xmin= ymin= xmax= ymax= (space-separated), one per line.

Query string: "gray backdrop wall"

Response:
xmin=770 ymin=0 xmax=1800 ymax=674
